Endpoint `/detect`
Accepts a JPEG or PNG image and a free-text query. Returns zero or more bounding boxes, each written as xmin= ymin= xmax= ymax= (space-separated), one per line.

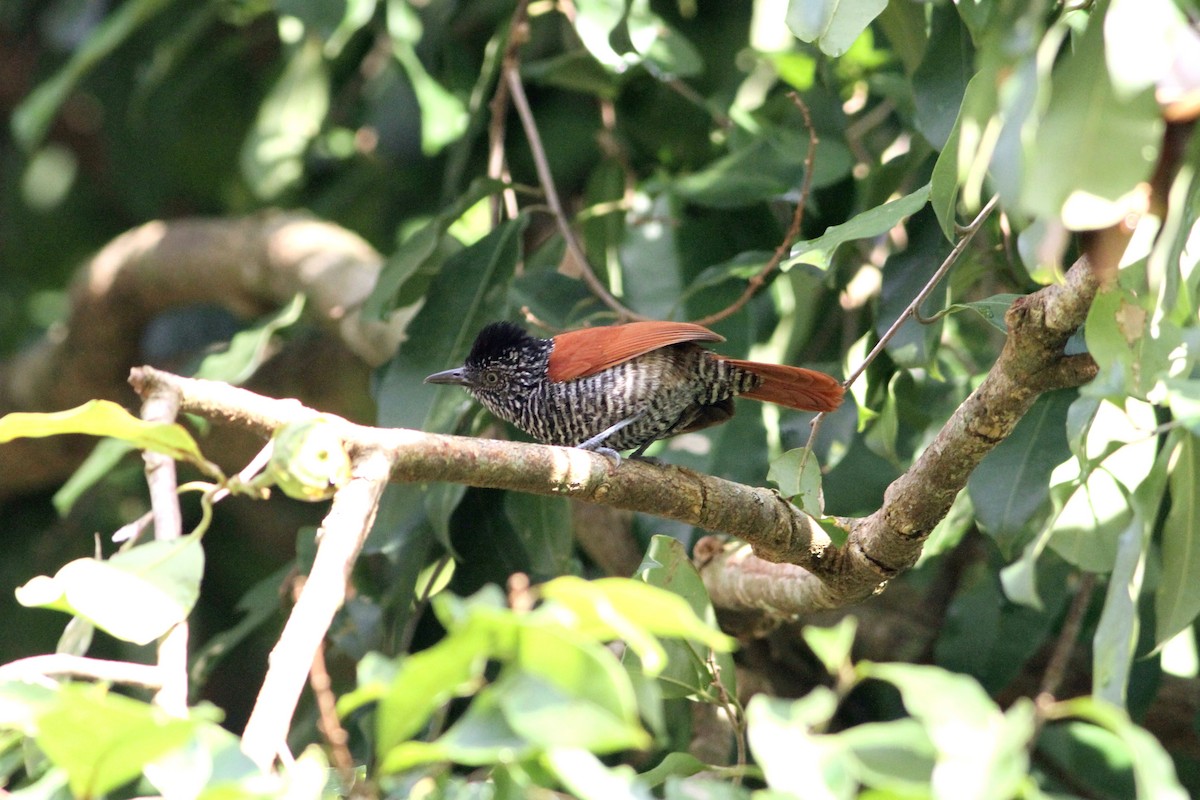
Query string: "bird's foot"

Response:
xmin=591 ymin=446 xmax=623 ymax=466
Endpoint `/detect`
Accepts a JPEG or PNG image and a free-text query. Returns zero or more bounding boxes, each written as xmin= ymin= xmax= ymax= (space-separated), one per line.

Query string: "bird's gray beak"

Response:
xmin=424 ymin=367 xmax=469 ymax=385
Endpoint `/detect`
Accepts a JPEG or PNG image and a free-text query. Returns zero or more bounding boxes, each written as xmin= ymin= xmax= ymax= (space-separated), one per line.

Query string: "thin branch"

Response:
xmin=140 ymin=383 xmax=190 ymax=716
xmin=693 ymin=93 xmax=819 ymax=328
xmin=505 ymin=67 xmax=644 ymax=321
xmin=292 ymin=576 xmax=360 ymax=797
xmin=1035 ymin=572 xmax=1098 ymax=717
xmin=486 ymin=0 xmax=530 ymax=224
xmin=0 ymin=654 xmax=163 ymax=689
xmin=843 ymin=194 xmax=999 ymax=389
xmin=239 ymin=450 xmax=392 ymax=771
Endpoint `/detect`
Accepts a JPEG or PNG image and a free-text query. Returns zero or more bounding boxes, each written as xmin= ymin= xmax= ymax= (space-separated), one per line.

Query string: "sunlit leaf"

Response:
xmin=1156 ymin=432 xmax=1200 ymax=646
xmin=784 ymin=184 xmax=930 ymax=271
xmin=0 ymin=400 xmax=215 ymax=475
xmin=785 ymin=0 xmax=889 ymax=57
xmin=16 ymin=535 xmax=204 ymax=645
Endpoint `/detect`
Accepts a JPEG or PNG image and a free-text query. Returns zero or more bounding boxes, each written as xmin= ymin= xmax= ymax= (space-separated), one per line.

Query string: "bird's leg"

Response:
xmin=574 ymin=413 xmax=645 ymax=466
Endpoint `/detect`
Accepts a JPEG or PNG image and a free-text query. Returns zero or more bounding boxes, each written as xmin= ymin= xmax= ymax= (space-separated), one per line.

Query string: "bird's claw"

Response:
xmin=593 ymin=446 xmax=622 ymax=466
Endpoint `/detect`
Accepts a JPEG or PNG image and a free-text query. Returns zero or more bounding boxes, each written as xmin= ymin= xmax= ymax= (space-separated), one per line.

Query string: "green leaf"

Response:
xmin=504 ymin=493 xmax=574 ymax=579
xmin=1020 ymin=10 xmax=1162 ymax=228
xmin=193 ymin=293 xmax=306 ymax=383
xmin=785 ymin=0 xmax=889 ymax=58
xmin=0 ymin=400 xmax=215 ymax=475
xmin=835 ymin=719 xmax=935 ymax=795
xmin=802 ymin=617 xmax=857 ymax=676
xmin=939 ymin=294 xmax=1022 ymax=332
xmin=240 ymin=37 xmax=330 ymax=200
xmin=53 ymin=438 xmax=137 ymax=516
xmin=1103 ymin=0 xmax=1186 ymax=100
xmin=633 ymin=536 xmax=736 ymax=700
xmin=541 ymin=576 xmax=737 ymax=671
xmin=911 ymin=3 xmax=973 ymax=150
xmin=1051 ymin=697 xmax=1189 ymax=800
xmin=862 ymin=663 xmax=1035 ymax=800
xmin=10 ymin=0 xmax=173 ymax=151
xmin=968 ymin=391 xmax=1073 ymax=557
xmin=1155 ymin=432 xmax=1200 ymax=646
xmin=745 ymin=690 xmax=852 ymax=798
xmin=673 ymin=135 xmax=851 ymax=209
xmin=380 ymin=687 xmax=532 ymax=772
xmin=34 ymin=684 xmax=198 ymax=798
xmin=768 ymin=447 xmax=824 ymax=514
xmin=372 ymin=623 xmax=490 ymax=754
xmin=387 ymin=0 xmax=467 ymax=155
xmin=638 ymin=752 xmax=708 ymax=787
xmin=499 ymin=669 xmax=648 ymax=753
xmin=784 ymin=183 xmax=930 ymax=271
xmin=15 ymin=535 xmax=205 ymax=645
xmin=364 ymin=178 xmax=505 ymax=321
xmin=544 ymin=747 xmax=652 ymax=800
xmin=1093 ymin=515 xmax=1149 ymax=708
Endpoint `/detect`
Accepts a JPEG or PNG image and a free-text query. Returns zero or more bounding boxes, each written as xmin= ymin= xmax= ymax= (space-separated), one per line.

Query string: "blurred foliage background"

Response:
xmin=1 ymin=0 xmax=1199 ymax=797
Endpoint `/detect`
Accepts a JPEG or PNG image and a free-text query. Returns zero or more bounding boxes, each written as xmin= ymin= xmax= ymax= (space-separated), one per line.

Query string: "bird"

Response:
xmin=424 ymin=320 xmax=844 ymax=460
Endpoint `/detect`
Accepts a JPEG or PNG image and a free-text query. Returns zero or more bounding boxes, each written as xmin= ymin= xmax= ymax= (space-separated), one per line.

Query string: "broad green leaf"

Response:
xmin=34 ymin=684 xmax=198 ymax=798
xmin=240 ymin=37 xmax=330 ymax=200
xmin=541 ymin=576 xmax=737 ymax=669
xmin=513 ymin=622 xmax=645 ymax=748
xmin=802 ymin=617 xmax=857 ymax=676
xmin=768 ymin=446 xmax=823 ymax=514
xmin=863 ymin=663 xmax=1034 ymax=800
xmin=877 ymin=208 xmax=951 ymax=369
xmin=673 ymin=135 xmax=852 ymax=209
xmin=784 ymin=184 xmax=931 ymax=271
xmin=11 ymin=0 xmax=173 ymax=151
xmin=745 ymin=690 xmax=852 ymax=800
xmin=498 ymin=671 xmax=648 ymax=753
xmin=0 ymin=400 xmax=215 ymax=475
xmin=1155 ymin=433 xmax=1200 ymax=646
xmin=15 ymin=535 xmax=204 ymax=645
xmin=785 ymin=0 xmax=889 ymax=58
xmin=380 ymin=687 xmax=531 ymax=773
xmin=572 ymin=0 xmax=700 ymax=79
xmin=633 ymin=536 xmax=736 ymax=700
xmin=969 ymin=391 xmax=1073 ymax=557
xmin=364 ymin=177 xmax=506 ymax=320
xmin=545 ymin=747 xmax=651 ymax=800
xmin=373 ymin=216 xmax=526 ymax=547
xmin=1020 ymin=10 xmax=1162 ymax=228
xmin=387 ymin=0 xmax=467 ymax=155
xmin=193 ymin=293 xmax=306 ymax=383
xmin=372 ymin=623 xmax=490 ymax=754
xmin=1093 ymin=515 xmax=1149 ymax=708
xmin=1051 ymin=697 xmax=1189 ymax=800
xmin=835 ymin=719 xmax=935 ymax=794
xmin=53 ymin=438 xmax=136 ymax=516
xmin=911 ymin=3 xmax=973 ymax=150
xmin=638 ymin=752 xmax=708 ymax=787
xmin=504 ymin=493 xmax=574 ymax=580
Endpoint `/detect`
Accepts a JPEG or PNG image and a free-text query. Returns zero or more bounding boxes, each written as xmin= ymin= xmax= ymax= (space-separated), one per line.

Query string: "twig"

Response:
xmin=0 ymin=654 xmax=163 ymax=688
xmin=693 ymin=93 xmax=819 ymax=328
xmin=486 ymin=0 xmax=530 ymax=224
xmin=292 ymin=576 xmax=361 ymax=796
xmin=140 ymin=384 xmax=190 ymax=716
xmin=505 ymin=67 xmax=644 ymax=321
xmin=843 ymin=194 xmax=999 ymax=389
xmin=1035 ymin=573 xmax=1098 ymax=721
xmin=239 ymin=451 xmax=392 ymax=771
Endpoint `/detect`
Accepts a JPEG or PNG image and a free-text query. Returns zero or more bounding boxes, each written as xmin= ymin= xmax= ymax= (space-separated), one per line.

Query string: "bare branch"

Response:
xmin=0 ymin=654 xmax=164 ymax=689
xmin=139 ymin=383 xmax=189 ymax=716
xmin=239 ymin=451 xmax=392 ymax=770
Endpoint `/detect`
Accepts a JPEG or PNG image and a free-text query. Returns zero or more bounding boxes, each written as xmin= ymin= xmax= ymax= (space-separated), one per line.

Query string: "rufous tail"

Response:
xmin=718 ymin=357 xmax=844 ymax=412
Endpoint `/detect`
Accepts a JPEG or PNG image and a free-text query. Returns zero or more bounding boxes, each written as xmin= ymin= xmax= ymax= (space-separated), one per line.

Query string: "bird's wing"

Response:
xmin=546 ymin=321 xmax=723 ymax=382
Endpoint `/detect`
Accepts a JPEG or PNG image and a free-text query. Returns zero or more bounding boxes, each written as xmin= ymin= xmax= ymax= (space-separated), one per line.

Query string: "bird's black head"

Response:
xmin=424 ymin=323 xmax=551 ymax=412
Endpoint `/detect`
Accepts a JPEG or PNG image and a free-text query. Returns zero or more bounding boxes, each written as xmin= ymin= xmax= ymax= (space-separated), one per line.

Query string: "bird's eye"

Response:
xmin=483 ymin=370 xmax=501 ymax=385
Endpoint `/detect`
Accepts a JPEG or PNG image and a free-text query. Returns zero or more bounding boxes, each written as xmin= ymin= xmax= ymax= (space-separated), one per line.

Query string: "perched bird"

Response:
xmin=425 ymin=320 xmax=843 ymax=459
